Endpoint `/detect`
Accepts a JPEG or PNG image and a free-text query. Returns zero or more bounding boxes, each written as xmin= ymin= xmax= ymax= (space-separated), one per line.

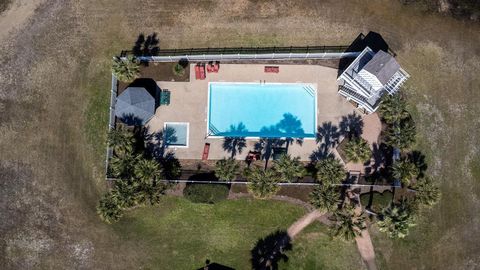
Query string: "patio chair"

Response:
xmin=160 ymin=90 xmax=170 ymax=105
xmin=202 ymin=143 xmax=210 ymax=160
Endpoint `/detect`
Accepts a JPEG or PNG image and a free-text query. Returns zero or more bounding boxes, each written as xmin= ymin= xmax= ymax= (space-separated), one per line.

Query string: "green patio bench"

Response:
xmin=160 ymin=90 xmax=170 ymax=105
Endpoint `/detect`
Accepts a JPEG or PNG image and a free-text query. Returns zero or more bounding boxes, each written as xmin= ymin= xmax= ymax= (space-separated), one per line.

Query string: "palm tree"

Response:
xmin=392 ymin=157 xmax=419 ymax=186
xmin=272 ymin=154 xmax=306 ymax=182
xmin=330 ymin=206 xmax=366 ymax=241
xmin=215 ymin=157 xmax=239 ymax=181
xmin=414 ymin=177 xmax=441 ymax=207
xmin=113 ymin=179 xmax=141 ymax=208
xmin=111 ymin=55 xmax=140 ymax=82
xmin=384 ymin=118 xmax=416 ymax=150
xmin=107 ymin=126 xmax=135 ymax=157
xmin=109 ymin=154 xmax=139 ymax=179
xmin=246 ymin=166 xmax=280 ymax=199
xmin=377 ymin=201 xmax=416 ymax=239
xmin=97 ymin=192 xmax=124 ymax=224
xmin=309 ymin=184 xmax=340 ymax=212
xmin=134 ymin=158 xmax=162 ymax=184
xmin=343 ymin=137 xmax=372 ymax=163
xmin=378 ymin=93 xmax=410 ymax=125
xmin=315 ymin=157 xmax=347 ymax=185
xmin=142 ymin=182 xmax=168 ymax=205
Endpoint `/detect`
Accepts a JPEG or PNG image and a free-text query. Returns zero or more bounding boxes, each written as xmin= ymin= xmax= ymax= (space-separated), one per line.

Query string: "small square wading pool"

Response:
xmin=207 ymin=82 xmax=317 ymax=138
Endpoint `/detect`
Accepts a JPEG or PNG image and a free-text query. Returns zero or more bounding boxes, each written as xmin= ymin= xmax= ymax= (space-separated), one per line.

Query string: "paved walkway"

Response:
xmin=344 ymin=112 xmax=382 ymax=174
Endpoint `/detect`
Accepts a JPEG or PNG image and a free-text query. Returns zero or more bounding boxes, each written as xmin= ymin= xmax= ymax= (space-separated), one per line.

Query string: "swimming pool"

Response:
xmin=207 ymin=82 xmax=317 ymax=138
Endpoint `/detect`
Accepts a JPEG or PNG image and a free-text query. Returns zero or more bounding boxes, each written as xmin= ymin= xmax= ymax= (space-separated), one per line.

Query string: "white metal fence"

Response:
xmin=130 ymin=51 xmax=360 ymax=62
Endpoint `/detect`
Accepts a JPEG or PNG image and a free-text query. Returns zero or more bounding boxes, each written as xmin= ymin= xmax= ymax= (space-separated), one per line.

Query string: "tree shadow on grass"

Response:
xmin=251 ymin=230 xmax=292 ymax=270
xmin=197 ymin=259 xmax=235 ymax=270
xmin=132 ymin=32 xmax=160 ymax=57
xmin=408 ymin=150 xmax=428 ymax=178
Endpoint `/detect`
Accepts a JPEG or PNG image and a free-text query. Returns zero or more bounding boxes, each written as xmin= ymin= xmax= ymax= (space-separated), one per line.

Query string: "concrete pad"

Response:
xmin=146 ymin=63 xmax=356 ymax=161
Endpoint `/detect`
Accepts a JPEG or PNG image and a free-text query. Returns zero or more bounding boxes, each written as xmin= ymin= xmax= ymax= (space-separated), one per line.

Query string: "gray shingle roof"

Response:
xmin=115 ymin=87 xmax=154 ymax=126
xmin=363 ymin=50 xmax=400 ymax=85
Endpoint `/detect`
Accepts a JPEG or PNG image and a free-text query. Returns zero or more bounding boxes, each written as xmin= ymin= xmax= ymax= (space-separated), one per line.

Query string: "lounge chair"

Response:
xmin=202 ymin=143 xmax=210 ymax=160
xmin=195 ymin=65 xmax=201 ymax=79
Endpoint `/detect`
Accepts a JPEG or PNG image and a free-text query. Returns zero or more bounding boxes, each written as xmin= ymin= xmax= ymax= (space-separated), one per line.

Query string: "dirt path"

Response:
xmin=353 ymin=195 xmax=378 ymax=270
xmin=355 ymin=229 xmax=377 ymax=270
xmin=287 ymin=209 xmax=325 ymax=238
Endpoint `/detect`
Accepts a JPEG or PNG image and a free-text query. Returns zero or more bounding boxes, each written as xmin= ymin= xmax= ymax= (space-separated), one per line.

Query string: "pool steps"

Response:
xmin=303 ymin=85 xmax=316 ymax=97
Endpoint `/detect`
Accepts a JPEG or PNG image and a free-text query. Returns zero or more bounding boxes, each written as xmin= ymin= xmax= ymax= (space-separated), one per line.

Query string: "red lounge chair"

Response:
xmin=264 ymin=66 xmax=279 ymax=73
xmin=195 ymin=65 xmax=201 ymax=79
xmin=199 ymin=64 xmax=206 ymax=79
xmin=206 ymin=64 xmax=213 ymax=73
xmin=202 ymin=143 xmax=210 ymax=160
xmin=213 ymin=62 xmax=219 ymax=72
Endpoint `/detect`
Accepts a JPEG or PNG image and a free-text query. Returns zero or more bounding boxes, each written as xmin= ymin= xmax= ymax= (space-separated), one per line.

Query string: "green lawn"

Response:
xmin=112 ymin=197 xmax=305 ymax=269
xmin=281 ymin=223 xmax=365 ymax=270
xmin=112 ymin=196 xmax=364 ymax=270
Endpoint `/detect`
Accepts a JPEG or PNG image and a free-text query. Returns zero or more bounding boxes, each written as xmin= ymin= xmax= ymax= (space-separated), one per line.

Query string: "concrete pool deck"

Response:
xmin=146 ymin=63 xmax=356 ymax=161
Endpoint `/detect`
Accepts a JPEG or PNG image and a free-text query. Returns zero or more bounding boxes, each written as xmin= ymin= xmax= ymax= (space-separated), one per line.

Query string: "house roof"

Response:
xmin=362 ymin=50 xmax=400 ymax=85
xmin=115 ymin=87 xmax=155 ymax=126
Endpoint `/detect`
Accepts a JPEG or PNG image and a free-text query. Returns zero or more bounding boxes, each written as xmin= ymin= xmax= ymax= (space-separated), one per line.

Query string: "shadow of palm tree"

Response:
xmin=119 ymin=113 xmax=145 ymax=127
xmin=143 ymin=126 xmax=177 ymax=161
xmin=222 ymin=123 xmax=247 ymax=158
xmin=197 ymin=260 xmax=235 ymax=270
xmin=276 ymin=113 xmax=304 ymax=152
xmin=309 ymin=146 xmax=335 ymax=162
xmin=311 ymin=121 xmax=340 ymax=162
xmin=339 ymin=112 xmax=363 ymax=139
xmin=251 ymin=230 xmax=292 ymax=270
xmin=132 ymin=32 xmax=160 ymax=57
xmin=408 ymin=150 xmax=428 ymax=178
xmin=254 ymin=126 xmax=285 ymax=169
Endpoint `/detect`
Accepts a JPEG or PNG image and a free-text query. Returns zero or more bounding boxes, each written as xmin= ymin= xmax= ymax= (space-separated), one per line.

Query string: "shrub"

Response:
xmin=272 ymin=154 xmax=306 ymax=182
xmin=172 ymin=63 xmax=185 ymax=76
xmin=309 ymin=184 xmax=340 ymax=212
xmin=183 ymin=184 xmax=230 ymax=204
xmin=414 ymin=177 xmax=441 ymax=207
xmin=245 ymin=167 xmax=280 ymax=199
xmin=343 ymin=137 xmax=372 ymax=163
xmin=215 ymin=158 xmax=239 ymax=181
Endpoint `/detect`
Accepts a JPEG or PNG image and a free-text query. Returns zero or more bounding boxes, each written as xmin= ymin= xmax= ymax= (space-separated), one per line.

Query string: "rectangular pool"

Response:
xmin=208 ymin=82 xmax=317 ymax=138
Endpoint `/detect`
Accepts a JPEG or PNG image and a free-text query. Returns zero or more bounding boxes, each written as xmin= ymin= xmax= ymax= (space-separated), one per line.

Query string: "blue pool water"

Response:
xmin=208 ymin=83 xmax=317 ymax=138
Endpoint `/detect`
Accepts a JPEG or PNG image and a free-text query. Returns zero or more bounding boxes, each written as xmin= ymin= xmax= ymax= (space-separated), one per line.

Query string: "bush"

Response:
xmin=360 ymin=191 xmax=393 ymax=213
xmin=173 ymin=63 xmax=185 ymax=76
xmin=183 ymin=183 xmax=230 ymax=204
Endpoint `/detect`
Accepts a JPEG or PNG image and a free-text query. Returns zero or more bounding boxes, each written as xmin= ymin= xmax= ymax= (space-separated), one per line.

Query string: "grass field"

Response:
xmin=0 ymin=0 xmax=479 ymax=269
xmin=281 ymin=223 xmax=365 ymax=269
xmin=112 ymin=197 xmax=306 ymax=269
